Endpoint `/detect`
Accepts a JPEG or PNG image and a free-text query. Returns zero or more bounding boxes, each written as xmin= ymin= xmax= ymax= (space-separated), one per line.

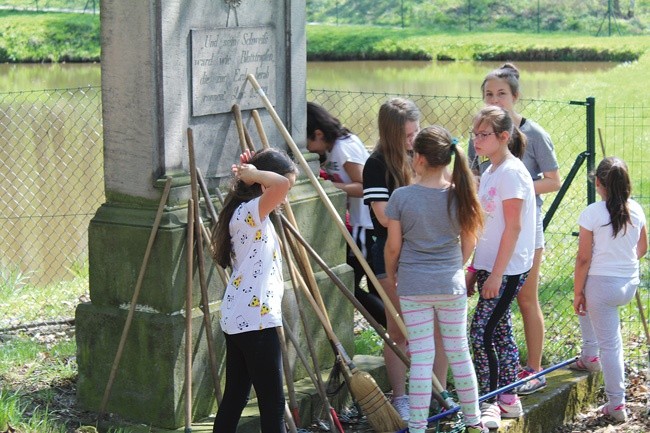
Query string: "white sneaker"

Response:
xmin=600 ymin=403 xmax=627 ymax=422
xmin=480 ymin=402 xmax=501 ymax=429
xmin=392 ymin=395 xmax=410 ymax=421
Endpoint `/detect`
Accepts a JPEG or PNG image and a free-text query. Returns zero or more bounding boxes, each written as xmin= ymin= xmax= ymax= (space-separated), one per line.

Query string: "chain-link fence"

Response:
xmin=0 ymin=86 xmax=647 ymax=368
xmin=0 ymin=86 xmax=103 ymax=286
xmin=307 ymin=89 xmax=650 ymax=369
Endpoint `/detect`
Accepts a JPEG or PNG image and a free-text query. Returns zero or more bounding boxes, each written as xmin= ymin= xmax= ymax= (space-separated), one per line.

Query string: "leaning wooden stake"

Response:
xmin=185 ymin=198 xmax=195 ymax=433
xmin=187 ymin=128 xmax=222 ymax=405
xmin=99 ymin=177 xmax=172 ymax=418
xmin=281 ymin=223 xmax=405 ymax=433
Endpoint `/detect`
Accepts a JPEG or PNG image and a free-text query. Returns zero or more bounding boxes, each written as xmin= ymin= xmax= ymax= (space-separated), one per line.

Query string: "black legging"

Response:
xmin=213 ymin=327 xmax=286 ymax=433
xmin=347 ymin=227 xmax=386 ymax=328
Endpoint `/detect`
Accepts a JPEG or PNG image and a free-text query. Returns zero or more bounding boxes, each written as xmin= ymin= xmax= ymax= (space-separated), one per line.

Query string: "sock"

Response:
xmin=499 ymin=393 xmax=518 ymax=405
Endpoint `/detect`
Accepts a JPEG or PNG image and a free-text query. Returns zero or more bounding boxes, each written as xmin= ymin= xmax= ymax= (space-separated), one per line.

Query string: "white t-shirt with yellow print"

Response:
xmin=219 ymin=197 xmax=284 ymax=335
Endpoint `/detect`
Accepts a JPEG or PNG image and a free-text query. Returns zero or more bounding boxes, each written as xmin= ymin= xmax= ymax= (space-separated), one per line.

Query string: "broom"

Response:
xmin=281 ymin=220 xmax=406 ymax=432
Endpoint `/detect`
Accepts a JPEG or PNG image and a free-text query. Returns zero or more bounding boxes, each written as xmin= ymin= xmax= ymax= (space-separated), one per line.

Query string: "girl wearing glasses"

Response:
xmin=468 ymin=63 xmax=561 ymax=395
xmin=467 ymin=106 xmax=536 ymax=429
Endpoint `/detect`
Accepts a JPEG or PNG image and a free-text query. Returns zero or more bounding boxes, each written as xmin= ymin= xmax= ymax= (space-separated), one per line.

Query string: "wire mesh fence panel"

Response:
xmin=1 ymin=85 xmax=647 ymax=369
xmin=0 ymin=86 xmax=103 ymax=286
xmin=307 ymin=89 xmax=649 ymax=368
xmin=601 ymin=103 xmax=650 ymax=369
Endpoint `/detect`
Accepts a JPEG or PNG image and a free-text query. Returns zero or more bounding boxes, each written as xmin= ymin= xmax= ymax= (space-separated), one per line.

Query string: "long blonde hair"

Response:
xmin=376 ymin=98 xmax=419 ymax=188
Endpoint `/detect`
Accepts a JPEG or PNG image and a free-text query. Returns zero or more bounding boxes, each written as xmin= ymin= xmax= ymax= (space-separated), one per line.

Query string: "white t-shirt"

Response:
xmin=219 ymin=197 xmax=284 ymax=335
xmin=578 ymin=199 xmax=646 ymax=279
xmin=324 ymin=134 xmax=373 ymax=230
xmin=473 ymin=157 xmax=536 ymax=275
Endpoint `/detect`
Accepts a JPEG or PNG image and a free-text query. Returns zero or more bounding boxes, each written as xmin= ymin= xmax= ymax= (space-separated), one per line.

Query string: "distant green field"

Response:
xmin=0 ymin=10 xmax=99 ymax=62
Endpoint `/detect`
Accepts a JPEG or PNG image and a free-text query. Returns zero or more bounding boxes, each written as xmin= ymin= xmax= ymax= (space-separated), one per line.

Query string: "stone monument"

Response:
xmin=75 ymin=0 xmax=353 ymax=428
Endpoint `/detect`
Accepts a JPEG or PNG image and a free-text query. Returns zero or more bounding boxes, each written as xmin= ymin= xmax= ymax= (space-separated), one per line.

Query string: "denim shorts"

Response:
xmin=370 ymin=235 xmax=387 ymax=278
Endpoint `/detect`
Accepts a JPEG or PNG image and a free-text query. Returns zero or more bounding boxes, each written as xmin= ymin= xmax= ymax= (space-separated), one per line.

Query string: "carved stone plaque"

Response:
xmin=190 ymin=26 xmax=276 ymax=116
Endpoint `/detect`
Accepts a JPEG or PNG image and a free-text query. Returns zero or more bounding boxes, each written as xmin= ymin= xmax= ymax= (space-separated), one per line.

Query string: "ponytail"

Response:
xmin=595 ymin=157 xmax=632 ymax=237
xmin=509 ymin=125 xmax=527 ymax=159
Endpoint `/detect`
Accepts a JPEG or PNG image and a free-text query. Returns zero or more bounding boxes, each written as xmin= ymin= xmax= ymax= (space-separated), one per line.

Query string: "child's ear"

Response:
xmin=315 ymin=129 xmax=325 ymax=140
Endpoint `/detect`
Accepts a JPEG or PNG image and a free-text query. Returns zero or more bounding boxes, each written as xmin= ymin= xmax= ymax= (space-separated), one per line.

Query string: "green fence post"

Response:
xmin=586 ymin=96 xmax=596 ymax=205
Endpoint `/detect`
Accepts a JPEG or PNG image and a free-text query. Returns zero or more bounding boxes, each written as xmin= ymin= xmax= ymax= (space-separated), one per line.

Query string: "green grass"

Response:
xmin=307 ymin=24 xmax=650 ymax=61
xmin=0 ymin=10 xmax=99 ymax=62
xmin=0 ymin=261 xmax=87 ymax=431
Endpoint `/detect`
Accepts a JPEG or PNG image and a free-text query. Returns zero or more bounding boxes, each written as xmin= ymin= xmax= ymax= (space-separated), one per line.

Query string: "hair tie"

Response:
xmin=450 ymin=137 xmax=458 ymax=152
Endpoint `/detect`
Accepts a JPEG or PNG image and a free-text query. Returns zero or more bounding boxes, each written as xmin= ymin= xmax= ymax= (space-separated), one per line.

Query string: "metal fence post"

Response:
xmin=586 ymin=96 xmax=596 ymax=205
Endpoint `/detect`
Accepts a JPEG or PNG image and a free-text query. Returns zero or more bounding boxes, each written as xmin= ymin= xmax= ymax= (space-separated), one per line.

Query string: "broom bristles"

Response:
xmin=348 ymin=369 xmax=406 ymax=432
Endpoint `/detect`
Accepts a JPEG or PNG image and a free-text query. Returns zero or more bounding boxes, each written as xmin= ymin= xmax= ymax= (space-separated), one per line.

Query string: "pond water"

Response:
xmin=0 ymin=59 xmax=617 ymax=96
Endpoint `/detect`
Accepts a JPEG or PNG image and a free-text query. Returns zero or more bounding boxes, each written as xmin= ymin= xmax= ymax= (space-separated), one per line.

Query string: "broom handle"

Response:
xmin=277 ymin=216 xmax=342 ymax=433
xmin=252 ymin=109 xmax=270 ymax=148
xmin=99 ymin=177 xmax=172 ymax=417
xmin=196 ymin=168 xmax=219 ymax=232
xmin=187 ymin=128 xmax=223 ymax=406
xmin=277 ymin=326 xmax=301 ymax=428
xmin=185 ymin=199 xmax=194 ymax=432
xmin=282 ymin=317 xmax=341 ymax=433
xmin=232 ymin=104 xmax=250 ymax=152
xmin=246 ymin=74 xmax=407 ymax=339
xmin=232 ymin=104 xmax=255 ymax=152
xmin=282 ymin=226 xmax=351 ymax=362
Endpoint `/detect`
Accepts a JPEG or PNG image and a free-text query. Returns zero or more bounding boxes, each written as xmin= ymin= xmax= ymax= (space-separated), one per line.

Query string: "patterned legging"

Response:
xmin=470 ymin=270 xmax=528 ymax=399
xmin=400 ymin=294 xmax=481 ymax=433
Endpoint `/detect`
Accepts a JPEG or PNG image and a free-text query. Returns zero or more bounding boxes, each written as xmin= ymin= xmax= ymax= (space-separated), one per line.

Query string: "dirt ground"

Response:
xmin=2 ymin=321 xmax=650 ymax=433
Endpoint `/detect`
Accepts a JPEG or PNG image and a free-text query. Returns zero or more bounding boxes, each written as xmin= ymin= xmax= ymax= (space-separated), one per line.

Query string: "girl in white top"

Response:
xmin=466 ymin=106 xmax=536 ymax=430
xmin=212 ymin=148 xmax=298 ymax=433
xmin=573 ymin=157 xmax=647 ymax=423
xmin=306 ymin=102 xmax=385 ymax=327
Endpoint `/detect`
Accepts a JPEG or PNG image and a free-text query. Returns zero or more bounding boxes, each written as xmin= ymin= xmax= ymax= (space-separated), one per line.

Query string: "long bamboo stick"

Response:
xmin=184 ymin=198 xmax=194 ymax=433
xmin=99 ymin=177 xmax=172 ymax=417
xmin=187 ymin=128 xmax=222 ymax=404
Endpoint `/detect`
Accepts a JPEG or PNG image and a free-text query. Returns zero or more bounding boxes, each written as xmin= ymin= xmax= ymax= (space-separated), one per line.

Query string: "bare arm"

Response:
xmin=534 ymin=169 xmax=562 ymax=195
xmin=481 ymin=198 xmax=523 ymax=299
xmin=573 ymin=226 xmax=593 ymax=316
xmin=332 ymin=161 xmax=364 ymax=198
xmin=234 ymin=155 xmax=291 ymax=220
xmin=384 ymin=218 xmax=403 ymax=291
xmin=370 ymin=201 xmax=389 ymax=228
xmin=638 ymin=224 xmax=648 ymax=259
xmin=460 ymin=230 xmax=477 ymax=265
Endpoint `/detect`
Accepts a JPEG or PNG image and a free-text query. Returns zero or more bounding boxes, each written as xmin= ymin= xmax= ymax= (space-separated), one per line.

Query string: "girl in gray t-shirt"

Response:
xmin=385 ymin=125 xmax=487 ymax=433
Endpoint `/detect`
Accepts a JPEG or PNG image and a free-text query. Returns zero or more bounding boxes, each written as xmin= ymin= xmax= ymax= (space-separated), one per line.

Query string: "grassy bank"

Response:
xmin=0 ymin=10 xmax=99 ymax=62
xmin=307 ymin=24 xmax=650 ymax=61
